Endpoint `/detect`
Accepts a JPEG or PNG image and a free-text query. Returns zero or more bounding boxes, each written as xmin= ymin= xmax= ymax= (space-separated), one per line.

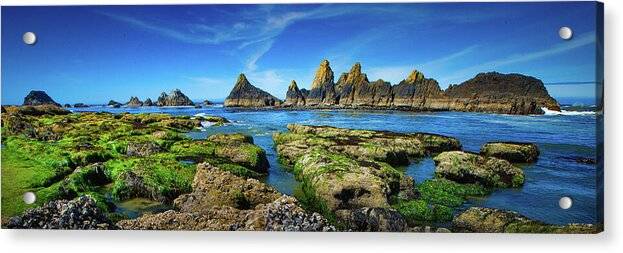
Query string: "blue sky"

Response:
xmin=1 ymin=2 xmax=600 ymax=105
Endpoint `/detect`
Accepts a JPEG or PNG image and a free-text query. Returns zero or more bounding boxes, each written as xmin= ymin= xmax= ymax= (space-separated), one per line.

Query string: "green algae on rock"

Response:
xmin=433 ymin=151 xmax=524 ymax=188
xmin=274 ymin=124 xmax=461 ymax=166
xmin=453 ymin=207 xmax=601 ymax=233
xmin=480 ymin=142 xmax=540 ymax=163
xmin=0 ymin=109 xmax=269 ymax=225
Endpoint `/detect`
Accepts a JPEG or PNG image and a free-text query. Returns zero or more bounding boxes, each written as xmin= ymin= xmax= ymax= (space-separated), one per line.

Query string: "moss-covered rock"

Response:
xmin=292 ymin=149 xmax=411 ymax=211
xmin=453 ymin=207 xmax=601 ymax=233
xmin=433 ymin=151 xmax=524 ymax=188
xmin=173 ymin=163 xmax=281 ymax=212
xmin=274 ymin=124 xmax=460 ymax=166
xmin=480 ymin=142 xmax=539 ymax=163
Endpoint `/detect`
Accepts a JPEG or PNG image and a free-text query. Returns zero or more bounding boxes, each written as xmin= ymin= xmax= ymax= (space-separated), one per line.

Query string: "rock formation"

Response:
xmin=117 ymin=163 xmax=335 ymax=231
xmin=156 ymin=89 xmax=194 ymax=106
xmin=73 ymin=103 xmax=89 ymax=108
xmin=219 ymin=59 xmax=561 ymax=115
xmin=283 ymin=80 xmax=306 ymax=106
xmin=392 ymin=70 xmax=445 ymax=108
xmin=480 ymin=142 xmax=539 ymax=163
xmin=5 ymin=196 xmax=116 ymax=229
xmin=126 ymin=96 xmax=143 ymax=107
xmin=108 ymin=100 xmax=122 ymax=108
xmin=306 ymin=60 xmax=337 ymax=106
xmin=433 ymin=151 xmax=524 ymax=188
xmin=23 ymin=90 xmax=61 ymax=107
xmin=143 ymin=98 xmax=154 ymax=106
xmin=444 ymin=72 xmax=561 ymax=114
xmin=453 ymin=207 xmax=600 ymax=233
xmin=224 ymin=74 xmax=281 ymax=107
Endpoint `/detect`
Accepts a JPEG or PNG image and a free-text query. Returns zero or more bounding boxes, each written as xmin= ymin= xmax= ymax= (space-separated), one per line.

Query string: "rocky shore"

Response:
xmin=0 ymin=91 xmax=599 ymax=233
xmin=224 ymin=60 xmax=561 ymax=115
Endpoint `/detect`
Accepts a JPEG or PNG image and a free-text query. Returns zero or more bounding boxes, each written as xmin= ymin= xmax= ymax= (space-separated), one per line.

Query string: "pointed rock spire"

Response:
xmin=307 ymin=59 xmax=337 ymax=106
xmin=224 ymin=73 xmax=282 ymax=107
xmin=405 ymin=69 xmax=425 ymax=84
xmin=284 ymin=80 xmax=306 ymax=107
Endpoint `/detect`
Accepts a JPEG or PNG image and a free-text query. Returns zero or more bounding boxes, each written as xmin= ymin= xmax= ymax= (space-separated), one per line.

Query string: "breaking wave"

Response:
xmin=541 ymin=107 xmax=595 ymax=116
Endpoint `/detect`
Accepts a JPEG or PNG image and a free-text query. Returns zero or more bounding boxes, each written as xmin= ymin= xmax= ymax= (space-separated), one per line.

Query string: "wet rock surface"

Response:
xmin=480 ymin=142 xmax=539 ymax=163
xmin=434 ymin=151 xmax=524 ymax=188
xmin=5 ymin=196 xmax=116 ymax=229
xmin=453 ymin=207 xmax=600 ymax=233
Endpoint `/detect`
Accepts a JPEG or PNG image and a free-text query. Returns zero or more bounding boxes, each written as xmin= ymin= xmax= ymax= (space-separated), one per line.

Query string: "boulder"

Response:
xmin=173 ymin=163 xmax=281 ymax=212
xmin=5 ymin=196 xmax=116 ymax=229
xmin=335 ymin=207 xmax=408 ymax=232
xmin=224 ymin=74 xmax=282 ymax=107
xmin=283 ymin=80 xmax=306 ymax=106
xmin=433 ymin=151 xmax=524 ymax=188
xmin=293 ymin=149 xmax=405 ymax=211
xmin=480 ymin=142 xmax=539 ymax=163
xmin=306 ymin=59 xmax=337 ymax=106
xmin=73 ymin=103 xmax=89 ymax=108
xmin=203 ymin=99 xmax=213 ymax=106
xmin=208 ymin=133 xmax=269 ymax=173
xmin=453 ymin=207 xmax=601 ymax=233
xmin=126 ymin=142 xmax=162 ymax=157
xmin=126 ymin=96 xmax=143 ymax=107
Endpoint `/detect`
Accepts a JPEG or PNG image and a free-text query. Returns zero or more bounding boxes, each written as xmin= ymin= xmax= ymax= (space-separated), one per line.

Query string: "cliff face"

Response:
xmin=157 ymin=89 xmax=194 ymax=106
xmin=306 ymin=60 xmax=337 ymax=106
xmin=224 ymin=74 xmax=282 ymax=107
xmin=443 ymin=72 xmax=561 ymax=114
xmin=335 ymin=63 xmax=372 ymax=106
xmin=126 ymin=96 xmax=143 ymax=107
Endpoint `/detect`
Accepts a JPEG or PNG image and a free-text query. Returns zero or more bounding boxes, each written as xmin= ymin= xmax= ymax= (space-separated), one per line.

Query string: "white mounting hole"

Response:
xmin=559 ymin=27 xmax=573 ymax=40
xmin=23 ymin=32 xmax=37 ymax=45
xmin=23 ymin=192 xmax=36 ymax=204
xmin=559 ymin=196 xmax=573 ymax=209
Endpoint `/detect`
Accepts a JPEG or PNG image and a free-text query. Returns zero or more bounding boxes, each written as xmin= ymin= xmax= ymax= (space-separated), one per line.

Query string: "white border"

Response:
xmin=1 ymin=0 xmax=620 ymax=253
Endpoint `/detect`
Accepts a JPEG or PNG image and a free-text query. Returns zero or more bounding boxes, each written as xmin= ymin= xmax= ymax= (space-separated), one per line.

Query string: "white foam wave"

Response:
xmin=541 ymin=107 xmax=595 ymax=116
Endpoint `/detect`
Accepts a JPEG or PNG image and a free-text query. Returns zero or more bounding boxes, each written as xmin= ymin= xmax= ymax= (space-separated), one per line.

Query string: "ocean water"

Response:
xmin=72 ymin=105 xmax=601 ymax=225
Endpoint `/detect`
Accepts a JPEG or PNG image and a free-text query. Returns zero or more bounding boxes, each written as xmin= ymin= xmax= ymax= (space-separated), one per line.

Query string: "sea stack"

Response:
xmin=143 ymin=98 xmax=154 ymax=106
xmin=23 ymin=90 xmax=61 ymax=107
xmin=126 ymin=96 xmax=143 ymax=107
xmin=156 ymin=89 xmax=194 ymax=106
xmin=283 ymin=80 xmax=306 ymax=107
xmin=306 ymin=60 xmax=337 ymax=106
xmin=391 ymin=69 xmax=445 ymax=109
xmin=444 ymin=72 xmax=561 ymax=114
xmin=334 ymin=62 xmax=370 ymax=106
xmin=224 ymin=74 xmax=282 ymax=107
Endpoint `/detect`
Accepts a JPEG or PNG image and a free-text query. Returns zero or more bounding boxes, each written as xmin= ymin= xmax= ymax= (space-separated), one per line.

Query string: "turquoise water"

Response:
xmin=72 ymin=105 xmax=601 ymax=225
